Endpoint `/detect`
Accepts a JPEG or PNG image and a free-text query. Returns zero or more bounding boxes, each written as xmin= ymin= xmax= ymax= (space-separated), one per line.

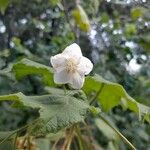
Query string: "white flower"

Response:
xmin=50 ymin=43 xmax=93 ymax=89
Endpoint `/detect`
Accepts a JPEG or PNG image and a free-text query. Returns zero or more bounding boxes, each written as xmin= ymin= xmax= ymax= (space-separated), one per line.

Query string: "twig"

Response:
xmin=75 ymin=125 xmax=84 ymax=150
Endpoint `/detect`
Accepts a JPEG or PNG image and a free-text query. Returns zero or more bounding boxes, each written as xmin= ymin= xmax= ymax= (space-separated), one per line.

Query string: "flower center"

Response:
xmin=66 ymin=58 xmax=77 ymax=74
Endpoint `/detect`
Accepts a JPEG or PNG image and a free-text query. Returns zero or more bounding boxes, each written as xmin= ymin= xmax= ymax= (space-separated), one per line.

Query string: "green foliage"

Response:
xmin=0 ymin=92 xmax=89 ymax=136
xmin=12 ymin=59 xmax=150 ymax=123
xmin=139 ymin=34 xmax=150 ymax=51
xmin=72 ymin=5 xmax=91 ymax=32
xmin=83 ymin=74 xmax=150 ymax=122
xmin=0 ymin=0 xmax=10 ymax=14
xmin=131 ymin=7 xmax=143 ymax=20
xmin=0 ymin=0 xmax=150 ymax=149
xmin=124 ymin=23 xmax=137 ymax=38
xmin=49 ymin=0 xmax=61 ymax=7
xmin=12 ymin=58 xmax=55 ymax=86
xmin=100 ymin=12 xmax=109 ymax=23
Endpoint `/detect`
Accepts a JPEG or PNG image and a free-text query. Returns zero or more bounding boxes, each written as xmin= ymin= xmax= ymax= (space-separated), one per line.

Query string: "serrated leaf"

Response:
xmin=12 ymin=58 xmax=55 ymax=86
xmin=83 ymin=74 xmax=150 ymax=122
xmin=0 ymin=92 xmax=89 ymax=136
xmin=11 ymin=59 xmax=150 ymax=123
xmin=72 ymin=5 xmax=91 ymax=32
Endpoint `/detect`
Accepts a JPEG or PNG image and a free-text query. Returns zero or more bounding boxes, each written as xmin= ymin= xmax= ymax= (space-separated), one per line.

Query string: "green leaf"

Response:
xmin=131 ymin=7 xmax=143 ymax=20
xmin=100 ymin=12 xmax=109 ymax=23
xmin=49 ymin=0 xmax=60 ymax=7
xmin=124 ymin=23 xmax=137 ymax=38
xmin=72 ymin=5 xmax=91 ymax=32
xmin=45 ymin=87 xmax=87 ymax=101
xmin=83 ymin=74 xmax=150 ymax=122
xmin=12 ymin=58 xmax=55 ymax=86
xmin=0 ymin=0 xmax=10 ymax=14
xmin=139 ymin=34 xmax=150 ymax=51
xmin=0 ymin=92 xmax=89 ymax=136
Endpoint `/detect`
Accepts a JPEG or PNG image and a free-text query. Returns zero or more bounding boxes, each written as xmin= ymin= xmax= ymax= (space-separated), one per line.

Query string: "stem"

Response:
xmin=27 ymin=134 xmax=31 ymax=150
xmin=75 ymin=125 xmax=84 ymax=150
xmin=90 ymin=83 xmax=104 ymax=105
xmin=62 ymin=126 xmax=74 ymax=150
xmin=51 ymin=138 xmax=60 ymax=150
xmin=12 ymin=131 xmax=18 ymax=150
xmin=21 ymin=135 xmax=27 ymax=149
xmin=98 ymin=114 xmax=137 ymax=150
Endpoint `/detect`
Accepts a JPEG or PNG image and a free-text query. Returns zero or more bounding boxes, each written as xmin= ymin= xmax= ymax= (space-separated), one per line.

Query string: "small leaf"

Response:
xmin=100 ymin=12 xmax=109 ymax=23
xmin=72 ymin=5 xmax=91 ymax=32
xmin=139 ymin=34 xmax=150 ymax=51
xmin=49 ymin=0 xmax=60 ymax=7
xmin=83 ymin=74 xmax=150 ymax=122
xmin=131 ymin=7 xmax=143 ymax=20
xmin=12 ymin=58 xmax=55 ymax=86
xmin=124 ymin=23 xmax=137 ymax=38
xmin=0 ymin=92 xmax=89 ymax=136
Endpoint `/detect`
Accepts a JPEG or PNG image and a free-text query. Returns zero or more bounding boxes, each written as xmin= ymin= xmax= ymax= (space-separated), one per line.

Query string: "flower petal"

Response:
xmin=77 ymin=56 xmax=93 ymax=75
xmin=69 ymin=72 xmax=85 ymax=89
xmin=62 ymin=43 xmax=82 ymax=60
xmin=50 ymin=54 xmax=66 ymax=70
xmin=54 ymin=69 xmax=71 ymax=84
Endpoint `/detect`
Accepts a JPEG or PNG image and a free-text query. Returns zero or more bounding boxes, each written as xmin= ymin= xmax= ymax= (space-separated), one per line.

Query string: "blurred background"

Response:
xmin=0 ymin=0 xmax=150 ymax=149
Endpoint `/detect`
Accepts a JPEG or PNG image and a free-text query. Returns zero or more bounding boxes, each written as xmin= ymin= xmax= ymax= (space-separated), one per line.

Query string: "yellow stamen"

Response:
xmin=66 ymin=58 xmax=77 ymax=74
